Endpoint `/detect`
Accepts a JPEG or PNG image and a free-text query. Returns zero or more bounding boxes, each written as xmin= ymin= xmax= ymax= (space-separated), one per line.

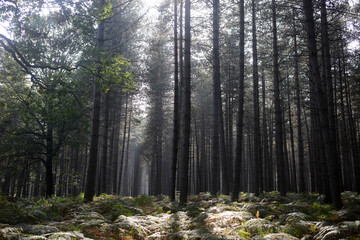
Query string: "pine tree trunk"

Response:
xmin=211 ymin=0 xmax=221 ymax=195
xmin=45 ymin=125 xmax=54 ymax=197
xmin=171 ymin=0 xmax=180 ymax=201
xmin=338 ymin=57 xmax=352 ymax=190
xmin=252 ymin=0 xmax=262 ymax=196
xmin=293 ymin=8 xmax=305 ymax=192
xmin=272 ymin=0 xmax=286 ymax=196
xmin=232 ymin=0 xmax=245 ymax=202
xmin=118 ymin=95 xmax=129 ymax=194
xmin=112 ymin=90 xmax=123 ymax=194
xmin=303 ymin=0 xmax=342 ymax=208
xmin=179 ymin=0 xmax=191 ymax=204
xmin=261 ymin=68 xmax=271 ymax=192
xmin=100 ymin=90 xmax=111 ymax=194
xmin=84 ymin=0 xmax=105 ymax=202
xmin=287 ymin=75 xmax=297 ymax=192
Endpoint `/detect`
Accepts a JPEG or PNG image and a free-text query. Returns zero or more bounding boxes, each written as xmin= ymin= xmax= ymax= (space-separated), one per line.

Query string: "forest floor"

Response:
xmin=0 ymin=192 xmax=360 ymax=240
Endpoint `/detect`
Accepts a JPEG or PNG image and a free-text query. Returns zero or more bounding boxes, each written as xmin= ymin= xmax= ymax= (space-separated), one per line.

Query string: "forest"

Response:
xmin=0 ymin=0 xmax=360 ymax=239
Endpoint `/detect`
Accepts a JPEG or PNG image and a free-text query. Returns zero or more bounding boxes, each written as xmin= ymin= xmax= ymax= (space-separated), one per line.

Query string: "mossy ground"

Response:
xmin=0 ymin=192 xmax=360 ymax=239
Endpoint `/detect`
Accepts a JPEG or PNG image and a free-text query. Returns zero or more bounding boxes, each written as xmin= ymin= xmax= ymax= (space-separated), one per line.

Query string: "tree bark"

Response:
xmin=212 ymin=0 xmax=221 ymax=195
xmin=84 ymin=0 xmax=105 ymax=202
xmin=303 ymin=0 xmax=342 ymax=208
xmin=261 ymin=67 xmax=271 ymax=192
xmin=45 ymin=125 xmax=54 ymax=197
xmin=293 ymin=8 xmax=305 ymax=193
xmin=118 ymin=94 xmax=129 ymax=194
xmin=100 ymin=90 xmax=111 ymax=194
xmin=252 ymin=0 xmax=262 ymax=196
xmin=171 ymin=0 xmax=180 ymax=201
xmin=232 ymin=0 xmax=245 ymax=202
xmin=179 ymin=0 xmax=191 ymax=204
xmin=272 ymin=0 xmax=286 ymax=196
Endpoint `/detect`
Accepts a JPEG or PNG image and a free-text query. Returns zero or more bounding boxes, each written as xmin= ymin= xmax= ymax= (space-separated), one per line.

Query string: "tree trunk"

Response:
xmin=252 ymin=0 xmax=262 ymax=196
xmin=287 ymin=75 xmax=297 ymax=192
xmin=100 ymin=90 xmax=111 ymax=194
xmin=179 ymin=0 xmax=191 ymax=204
xmin=338 ymin=57 xmax=352 ymax=190
xmin=170 ymin=0 xmax=180 ymax=201
xmin=118 ymin=94 xmax=129 ymax=194
xmin=272 ymin=0 xmax=286 ymax=196
xmin=122 ymin=100 xmax=132 ymax=196
xmin=112 ymin=90 xmax=123 ymax=194
xmin=293 ymin=8 xmax=305 ymax=193
xmin=45 ymin=125 xmax=54 ymax=197
xmin=232 ymin=0 xmax=245 ymax=202
xmin=261 ymin=68 xmax=271 ymax=192
xmin=84 ymin=0 xmax=105 ymax=202
xmin=212 ymin=0 xmax=221 ymax=195
xmin=303 ymin=0 xmax=342 ymax=208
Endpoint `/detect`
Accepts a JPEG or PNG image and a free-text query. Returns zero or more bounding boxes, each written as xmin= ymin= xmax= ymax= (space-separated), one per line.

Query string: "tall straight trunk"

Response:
xmin=72 ymin=143 xmax=80 ymax=196
xmin=287 ymin=75 xmax=297 ymax=192
xmin=272 ymin=0 xmax=285 ymax=196
xmin=195 ymin=119 xmax=201 ymax=194
xmin=122 ymin=103 xmax=132 ymax=196
xmin=171 ymin=0 xmax=180 ymax=201
xmin=232 ymin=0 xmax=245 ymax=202
xmin=84 ymin=0 xmax=105 ymax=202
xmin=261 ymin=68 xmax=271 ymax=191
xmin=342 ymin=41 xmax=360 ymax=192
xmin=200 ymin=107 xmax=207 ymax=192
xmin=100 ymin=90 xmax=111 ymax=194
xmin=303 ymin=104 xmax=314 ymax=191
xmin=154 ymin=100 xmax=163 ymax=195
xmin=211 ymin=0 xmax=221 ymax=195
xmin=45 ymin=125 xmax=54 ymax=197
xmin=112 ymin=90 xmax=123 ymax=194
xmin=303 ymin=0 xmax=342 ymax=209
xmin=118 ymin=94 xmax=128 ymax=194
xmin=219 ymin=107 xmax=229 ymax=194
xmin=179 ymin=0 xmax=191 ymax=204
xmin=338 ymin=57 xmax=352 ymax=190
xmin=177 ymin=0 xmax=184 ymax=193
xmin=81 ymin=146 xmax=88 ymax=192
xmin=132 ymin=151 xmax=139 ymax=196
xmin=252 ymin=0 xmax=262 ymax=196
xmin=226 ymin=73 xmax=234 ymax=192
xmin=293 ymin=8 xmax=305 ymax=192
xmin=321 ymin=0 xmax=343 ymax=196
xmin=33 ymin=162 xmax=41 ymax=196
xmin=269 ymin=107 xmax=275 ymax=190
xmin=282 ymin=114 xmax=290 ymax=191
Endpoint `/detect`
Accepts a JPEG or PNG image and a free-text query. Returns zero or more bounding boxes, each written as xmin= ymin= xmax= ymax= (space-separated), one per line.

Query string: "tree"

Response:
xmin=232 ymin=0 xmax=245 ymax=202
xmin=211 ymin=0 xmax=221 ymax=195
xmin=302 ymin=0 xmax=342 ymax=209
xmin=171 ymin=0 xmax=180 ymax=201
xmin=179 ymin=0 xmax=191 ymax=204
xmin=251 ymin=0 xmax=262 ymax=196
xmin=272 ymin=0 xmax=286 ymax=196
xmin=292 ymin=8 xmax=305 ymax=193
xmin=84 ymin=0 xmax=106 ymax=202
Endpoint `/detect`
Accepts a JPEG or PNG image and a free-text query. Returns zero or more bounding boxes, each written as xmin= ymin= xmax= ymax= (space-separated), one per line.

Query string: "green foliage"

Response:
xmin=98 ymin=54 xmax=135 ymax=93
xmin=98 ymin=0 xmax=114 ymax=22
xmin=1 ymin=193 xmax=360 ymax=239
xmin=231 ymin=229 xmax=251 ymax=239
xmin=185 ymin=203 xmax=201 ymax=218
xmin=134 ymin=194 xmax=154 ymax=207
